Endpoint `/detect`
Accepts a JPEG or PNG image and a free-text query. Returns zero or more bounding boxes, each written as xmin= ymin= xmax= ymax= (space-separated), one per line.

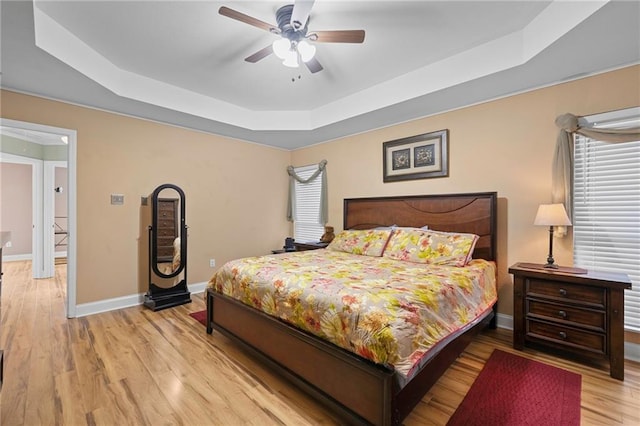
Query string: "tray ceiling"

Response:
xmin=1 ymin=1 xmax=639 ymax=149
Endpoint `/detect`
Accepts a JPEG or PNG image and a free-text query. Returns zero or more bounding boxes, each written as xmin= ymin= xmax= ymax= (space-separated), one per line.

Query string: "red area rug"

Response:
xmin=189 ymin=310 xmax=207 ymax=326
xmin=447 ymin=349 xmax=581 ymax=426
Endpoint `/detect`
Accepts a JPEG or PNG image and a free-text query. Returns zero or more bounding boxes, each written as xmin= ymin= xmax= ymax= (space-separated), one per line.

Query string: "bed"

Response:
xmin=206 ymin=192 xmax=498 ymax=425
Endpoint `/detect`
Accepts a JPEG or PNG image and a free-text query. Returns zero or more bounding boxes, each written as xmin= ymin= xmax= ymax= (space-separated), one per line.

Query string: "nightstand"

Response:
xmin=510 ymin=262 xmax=632 ymax=380
xmin=293 ymin=241 xmax=329 ymax=251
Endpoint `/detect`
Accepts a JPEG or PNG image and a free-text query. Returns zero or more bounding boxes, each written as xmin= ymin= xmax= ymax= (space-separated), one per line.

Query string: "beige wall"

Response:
xmin=1 ymin=65 xmax=638 ymax=314
xmin=1 ymin=90 xmax=292 ymax=304
xmin=0 ymin=162 xmax=32 ymax=255
xmin=291 ymin=65 xmax=640 ymax=317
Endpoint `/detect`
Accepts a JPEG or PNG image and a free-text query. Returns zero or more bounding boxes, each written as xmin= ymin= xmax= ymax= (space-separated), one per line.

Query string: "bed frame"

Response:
xmin=206 ymin=192 xmax=497 ymax=425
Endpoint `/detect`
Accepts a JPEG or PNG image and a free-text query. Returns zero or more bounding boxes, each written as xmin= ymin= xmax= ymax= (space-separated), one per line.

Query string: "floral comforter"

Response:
xmin=207 ymin=249 xmax=497 ymax=382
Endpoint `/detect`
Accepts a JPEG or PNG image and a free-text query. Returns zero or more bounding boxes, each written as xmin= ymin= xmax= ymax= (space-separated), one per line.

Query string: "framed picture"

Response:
xmin=383 ymin=129 xmax=449 ymax=182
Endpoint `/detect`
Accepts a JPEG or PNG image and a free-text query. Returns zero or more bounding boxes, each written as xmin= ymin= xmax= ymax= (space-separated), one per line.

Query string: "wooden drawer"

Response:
xmin=526 ymin=278 xmax=605 ymax=308
xmin=527 ymin=319 xmax=606 ymax=355
xmin=527 ymin=299 xmax=605 ymax=331
xmin=157 ymin=228 xmax=176 ymax=238
xmin=158 ymin=199 xmax=176 ymax=210
xmin=158 ymin=209 xmax=175 ymax=220
xmin=510 ymin=262 xmax=632 ymax=380
xmin=157 ymin=236 xmax=177 ymax=249
xmin=158 ymin=219 xmax=175 ymax=229
xmin=157 ymin=246 xmax=174 ymax=259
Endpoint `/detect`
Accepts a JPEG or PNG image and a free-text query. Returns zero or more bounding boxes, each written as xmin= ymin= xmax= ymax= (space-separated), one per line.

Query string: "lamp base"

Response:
xmin=543 ymin=262 xmax=559 ymax=269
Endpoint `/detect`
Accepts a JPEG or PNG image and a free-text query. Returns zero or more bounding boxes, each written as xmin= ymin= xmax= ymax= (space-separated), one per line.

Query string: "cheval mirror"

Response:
xmin=144 ymin=183 xmax=191 ymax=311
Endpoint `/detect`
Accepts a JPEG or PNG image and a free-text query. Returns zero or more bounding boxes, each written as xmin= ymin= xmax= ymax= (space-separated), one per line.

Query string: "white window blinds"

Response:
xmin=293 ymin=165 xmax=325 ymax=243
xmin=573 ymin=116 xmax=640 ymax=332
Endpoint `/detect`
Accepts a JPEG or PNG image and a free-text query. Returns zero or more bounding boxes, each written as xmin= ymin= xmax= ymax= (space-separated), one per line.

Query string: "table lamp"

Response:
xmin=534 ymin=203 xmax=572 ymax=268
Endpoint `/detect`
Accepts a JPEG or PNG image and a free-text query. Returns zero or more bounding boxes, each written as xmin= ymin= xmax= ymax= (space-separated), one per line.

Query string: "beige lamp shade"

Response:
xmin=534 ymin=203 xmax=572 ymax=227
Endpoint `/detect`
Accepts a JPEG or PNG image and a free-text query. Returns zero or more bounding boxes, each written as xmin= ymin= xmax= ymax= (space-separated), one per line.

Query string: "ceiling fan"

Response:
xmin=219 ymin=0 xmax=365 ymax=73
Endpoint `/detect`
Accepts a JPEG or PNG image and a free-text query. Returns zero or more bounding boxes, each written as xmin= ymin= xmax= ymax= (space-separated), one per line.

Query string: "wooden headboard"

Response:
xmin=343 ymin=192 xmax=497 ymax=261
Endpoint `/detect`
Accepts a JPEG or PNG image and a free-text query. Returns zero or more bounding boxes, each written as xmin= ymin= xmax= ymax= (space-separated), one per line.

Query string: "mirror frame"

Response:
xmin=151 ymin=183 xmax=186 ymax=279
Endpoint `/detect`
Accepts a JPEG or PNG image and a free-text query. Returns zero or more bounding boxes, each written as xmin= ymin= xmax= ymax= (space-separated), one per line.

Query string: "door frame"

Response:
xmin=0 ymin=118 xmax=77 ymax=318
xmin=44 ymin=160 xmax=68 ymax=277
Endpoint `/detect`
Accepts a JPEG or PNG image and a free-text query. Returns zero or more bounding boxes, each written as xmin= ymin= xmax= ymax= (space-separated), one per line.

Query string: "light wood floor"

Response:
xmin=1 ymin=260 xmax=639 ymax=425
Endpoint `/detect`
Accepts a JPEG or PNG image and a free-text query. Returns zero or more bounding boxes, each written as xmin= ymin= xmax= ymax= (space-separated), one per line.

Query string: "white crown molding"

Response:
xmin=32 ymin=1 xmax=608 ymax=132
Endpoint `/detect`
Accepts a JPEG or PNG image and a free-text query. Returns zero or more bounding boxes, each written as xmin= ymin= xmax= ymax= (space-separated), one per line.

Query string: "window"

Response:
xmin=292 ymin=164 xmax=325 ymax=242
xmin=573 ymin=109 xmax=640 ymax=332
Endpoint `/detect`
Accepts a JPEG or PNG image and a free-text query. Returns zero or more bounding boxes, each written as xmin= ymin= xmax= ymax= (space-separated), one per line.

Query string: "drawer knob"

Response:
xmin=559 ymin=331 xmax=567 ymax=340
xmin=558 ymin=310 xmax=567 ymax=319
xmin=559 ymin=288 xmax=567 ymax=296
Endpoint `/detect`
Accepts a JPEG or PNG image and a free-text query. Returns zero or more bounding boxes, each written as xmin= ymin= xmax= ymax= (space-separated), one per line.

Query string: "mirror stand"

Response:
xmin=144 ymin=184 xmax=191 ymax=311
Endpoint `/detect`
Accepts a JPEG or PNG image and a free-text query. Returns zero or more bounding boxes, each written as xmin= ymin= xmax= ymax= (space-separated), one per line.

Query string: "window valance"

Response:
xmin=553 ymin=112 xmax=640 ymax=227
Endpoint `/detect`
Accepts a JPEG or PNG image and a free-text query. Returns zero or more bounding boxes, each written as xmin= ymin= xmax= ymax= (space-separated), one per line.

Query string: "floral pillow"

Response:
xmin=382 ymin=228 xmax=479 ymax=266
xmin=327 ymin=229 xmax=393 ymax=257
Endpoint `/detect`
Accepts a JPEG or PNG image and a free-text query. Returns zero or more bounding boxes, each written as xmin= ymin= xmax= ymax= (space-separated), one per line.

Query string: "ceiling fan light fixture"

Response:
xmin=282 ymin=50 xmax=299 ymax=68
xmin=272 ymin=37 xmax=291 ymax=60
xmin=220 ymin=2 xmax=365 ymax=74
xmin=297 ymin=40 xmax=316 ymax=62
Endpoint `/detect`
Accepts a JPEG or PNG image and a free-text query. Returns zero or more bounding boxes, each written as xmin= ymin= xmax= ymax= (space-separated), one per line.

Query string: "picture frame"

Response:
xmin=382 ymin=129 xmax=449 ymax=182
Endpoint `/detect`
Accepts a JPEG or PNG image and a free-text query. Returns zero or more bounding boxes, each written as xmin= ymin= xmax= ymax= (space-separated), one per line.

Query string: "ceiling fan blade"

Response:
xmin=311 ymin=30 xmax=365 ymax=43
xmin=291 ymin=0 xmax=315 ymax=30
xmin=245 ymin=45 xmax=273 ymax=63
xmin=219 ymin=6 xmax=277 ymax=33
xmin=304 ymin=57 xmax=323 ymax=74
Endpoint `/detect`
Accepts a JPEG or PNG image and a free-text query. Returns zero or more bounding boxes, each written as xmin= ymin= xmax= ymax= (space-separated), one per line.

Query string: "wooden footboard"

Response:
xmin=207 ymin=288 xmax=495 ymax=425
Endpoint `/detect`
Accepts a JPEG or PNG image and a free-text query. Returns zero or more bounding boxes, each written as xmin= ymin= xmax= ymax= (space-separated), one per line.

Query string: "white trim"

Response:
xmin=31 ymin=1 xmax=608 ymax=131
xmin=67 ymin=124 xmax=77 ymax=318
xmin=45 ymin=281 xmax=640 ymax=363
xmin=495 ymin=312 xmax=513 ymax=331
xmin=3 ymin=254 xmax=33 ymax=262
xmin=1 ymin=118 xmax=77 ymax=318
xmin=43 ymin=161 xmax=54 ymax=277
xmin=75 ymin=281 xmax=207 ymax=317
xmin=625 ymin=342 xmax=640 ymax=363
xmin=44 ymin=161 xmax=67 ymax=277
xmin=0 ymin=152 xmax=44 ymax=278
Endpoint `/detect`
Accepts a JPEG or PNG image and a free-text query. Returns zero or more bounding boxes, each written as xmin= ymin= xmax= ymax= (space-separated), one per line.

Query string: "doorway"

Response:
xmin=0 ymin=118 xmax=77 ymax=318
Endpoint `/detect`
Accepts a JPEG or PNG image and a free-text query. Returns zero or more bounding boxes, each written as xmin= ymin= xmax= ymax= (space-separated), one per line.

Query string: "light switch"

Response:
xmin=111 ymin=194 xmax=124 ymax=205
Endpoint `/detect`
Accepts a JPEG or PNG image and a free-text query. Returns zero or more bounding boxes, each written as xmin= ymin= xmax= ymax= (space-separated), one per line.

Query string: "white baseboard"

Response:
xmin=494 ymin=313 xmax=640 ymax=362
xmin=73 ymin=288 xmax=640 ymax=362
xmin=4 ymin=253 xmax=65 ymax=261
xmin=625 ymin=342 xmax=640 ymax=363
xmin=74 ymin=281 xmax=207 ymax=318
xmin=4 ymin=253 xmax=33 ymax=262
xmin=495 ymin=312 xmax=513 ymax=330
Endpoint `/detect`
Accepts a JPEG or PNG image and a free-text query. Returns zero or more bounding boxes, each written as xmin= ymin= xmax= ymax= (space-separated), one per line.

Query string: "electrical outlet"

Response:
xmin=209 ymin=259 xmax=216 ymax=268
xmin=5 ymin=241 xmax=11 ymax=248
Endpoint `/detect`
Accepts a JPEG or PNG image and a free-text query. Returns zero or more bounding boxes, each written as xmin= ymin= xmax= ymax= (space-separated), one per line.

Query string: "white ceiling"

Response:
xmin=1 ymin=1 xmax=639 ymax=149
